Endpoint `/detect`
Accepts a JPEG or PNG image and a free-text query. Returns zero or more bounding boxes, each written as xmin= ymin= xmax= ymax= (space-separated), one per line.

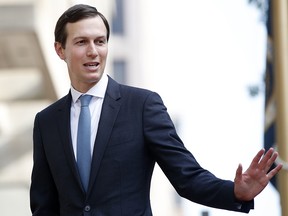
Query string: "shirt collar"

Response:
xmin=71 ymin=74 xmax=108 ymax=103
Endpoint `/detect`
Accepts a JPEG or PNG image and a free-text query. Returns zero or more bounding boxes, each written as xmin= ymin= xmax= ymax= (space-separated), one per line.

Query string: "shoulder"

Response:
xmin=37 ymin=93 xmax=71 ymax=117
xmin=121 ymin=84 xmax=154 ymax=96
xmin=108 ymin=76 xmax=160 ymax=101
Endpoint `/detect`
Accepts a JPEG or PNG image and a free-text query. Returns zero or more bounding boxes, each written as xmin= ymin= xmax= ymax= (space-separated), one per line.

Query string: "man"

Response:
xmin=30 ymin=4 xmax=282 ymax=216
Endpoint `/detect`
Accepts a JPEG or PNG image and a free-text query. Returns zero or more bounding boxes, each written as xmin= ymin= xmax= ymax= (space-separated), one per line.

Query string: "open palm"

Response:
xmin=234 ymin=148 xmax=282 ymax=201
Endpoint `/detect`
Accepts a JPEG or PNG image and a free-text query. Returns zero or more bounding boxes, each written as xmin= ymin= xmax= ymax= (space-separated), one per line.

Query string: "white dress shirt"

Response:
xmin=70 ymin=74 xmax=108 ymax=159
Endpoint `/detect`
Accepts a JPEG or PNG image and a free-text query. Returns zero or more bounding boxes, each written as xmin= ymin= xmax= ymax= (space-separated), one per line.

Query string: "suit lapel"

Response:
xmin=88 ymin=77 xmax=121 ymax=193
xmin=57 ymin=93 xmax=83 ymax=190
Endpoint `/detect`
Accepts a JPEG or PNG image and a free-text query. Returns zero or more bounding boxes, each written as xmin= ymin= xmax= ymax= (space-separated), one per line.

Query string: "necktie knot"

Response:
xmin=80 ymin=95 xmax=92 ymax=107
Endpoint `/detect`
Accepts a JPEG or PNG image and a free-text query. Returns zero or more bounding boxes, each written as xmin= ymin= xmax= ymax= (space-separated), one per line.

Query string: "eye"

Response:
xmin=76 ymin=40 xmax=86 ymax=45
xmin=95 ymin=38 xmax=107 ymax=45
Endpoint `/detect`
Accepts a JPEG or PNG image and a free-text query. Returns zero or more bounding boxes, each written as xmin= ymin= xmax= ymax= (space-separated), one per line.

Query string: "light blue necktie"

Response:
xmin=77 ymin=95 xmax=92 ymax=191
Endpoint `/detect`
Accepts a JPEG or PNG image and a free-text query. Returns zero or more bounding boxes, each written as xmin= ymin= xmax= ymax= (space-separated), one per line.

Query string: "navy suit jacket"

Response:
xmin=30 ymin=76 xmax=253 ymax=215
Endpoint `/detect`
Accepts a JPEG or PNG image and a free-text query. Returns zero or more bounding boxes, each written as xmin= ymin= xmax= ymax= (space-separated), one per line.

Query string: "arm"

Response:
xmin=143 ymin=92 xmax=254 ymax=213
xmin=30 ymin=113 xmax=60 ymax=216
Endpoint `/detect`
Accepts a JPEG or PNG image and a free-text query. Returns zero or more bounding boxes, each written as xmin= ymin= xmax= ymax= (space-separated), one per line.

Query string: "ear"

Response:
xmin=54 ymin=42 xmax=66 ymax=60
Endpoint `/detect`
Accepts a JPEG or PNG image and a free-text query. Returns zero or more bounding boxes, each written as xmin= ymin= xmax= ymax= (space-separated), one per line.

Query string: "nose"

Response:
xmin=87 ymin=43 xmax=98 ymax=57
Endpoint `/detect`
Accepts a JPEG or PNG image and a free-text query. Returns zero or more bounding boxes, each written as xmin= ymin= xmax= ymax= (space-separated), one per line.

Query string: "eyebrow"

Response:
xmin=73 ymin=35 xmax=107 ymax=41
xmin=73 ymin=35 xmax=107 ymax=40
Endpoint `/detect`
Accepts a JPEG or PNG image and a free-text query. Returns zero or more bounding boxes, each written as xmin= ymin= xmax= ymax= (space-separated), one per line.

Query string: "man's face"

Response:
xmin=55 ymin=16 xmax=108 ymax=93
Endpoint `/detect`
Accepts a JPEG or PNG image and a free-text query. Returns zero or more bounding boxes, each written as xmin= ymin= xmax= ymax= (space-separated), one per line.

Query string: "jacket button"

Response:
xmin=84 ymin=205 xmax=91 ymax=212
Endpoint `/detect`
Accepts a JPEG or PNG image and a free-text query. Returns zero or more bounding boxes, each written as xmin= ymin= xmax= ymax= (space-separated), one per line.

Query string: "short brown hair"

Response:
xmin=54 ymin=4 xmax=110 ymax=48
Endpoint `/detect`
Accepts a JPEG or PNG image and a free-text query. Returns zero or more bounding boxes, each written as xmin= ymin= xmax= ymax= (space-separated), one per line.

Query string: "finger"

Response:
xmin=257 ymin=148 xmax=274 ymax=170
xmin=264 ymin=151 xmax=279 ymax=173
xmin=234 ymin=163 xmax=243 ymax=182
xmin=267 ymin=164 xmax=283 ymax=179
xmin=249 ymin=148 xmax=266 ymax=169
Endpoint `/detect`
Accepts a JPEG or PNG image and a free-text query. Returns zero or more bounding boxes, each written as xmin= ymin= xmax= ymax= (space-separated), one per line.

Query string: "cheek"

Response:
xmin=66 ymin=49 xmax=84 ymax=63
xmin=100 ymin=49 xmax=108 ymax=61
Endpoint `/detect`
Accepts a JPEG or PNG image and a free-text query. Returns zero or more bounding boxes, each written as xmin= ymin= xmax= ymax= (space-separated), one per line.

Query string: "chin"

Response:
xmin=88 ymin=72 xmax=103 ymax=81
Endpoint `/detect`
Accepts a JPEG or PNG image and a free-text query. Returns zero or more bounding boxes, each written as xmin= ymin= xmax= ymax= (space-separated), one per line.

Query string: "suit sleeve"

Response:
xmin=30 ymin=113 xmax=60 ymax=216
xmin=143 ymin=92 xmax=254 ymax=213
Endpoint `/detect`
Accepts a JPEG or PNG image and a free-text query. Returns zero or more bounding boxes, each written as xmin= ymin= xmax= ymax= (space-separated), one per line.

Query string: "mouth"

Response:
xmin=83 ymin=62 xmax=99 ymax=69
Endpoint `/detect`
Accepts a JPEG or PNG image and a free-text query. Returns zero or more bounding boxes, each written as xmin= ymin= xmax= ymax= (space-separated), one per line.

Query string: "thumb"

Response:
xmin=234 ymin=163 xmax=243 ymax=182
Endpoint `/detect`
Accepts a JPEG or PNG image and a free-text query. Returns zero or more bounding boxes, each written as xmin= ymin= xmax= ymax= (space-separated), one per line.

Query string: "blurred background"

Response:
xmin=0 ymin=0 xmax=281 ymax=215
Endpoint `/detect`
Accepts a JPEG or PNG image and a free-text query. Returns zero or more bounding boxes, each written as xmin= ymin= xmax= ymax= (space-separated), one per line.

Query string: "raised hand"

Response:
xmin=234 ymin=148 xmax=282 ymax=201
